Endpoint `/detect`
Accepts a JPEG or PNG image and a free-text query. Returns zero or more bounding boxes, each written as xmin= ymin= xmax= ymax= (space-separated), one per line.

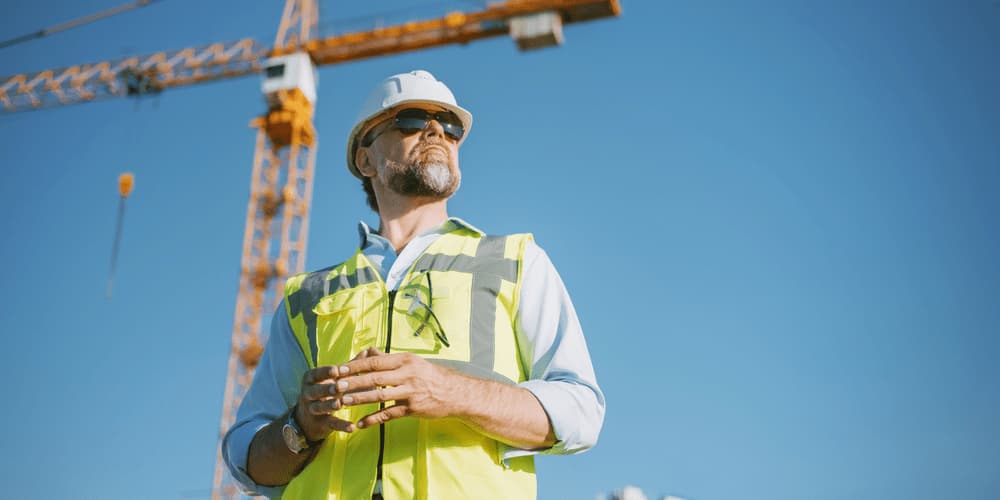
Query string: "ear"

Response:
xmin=355 ymin=146 xmax=376 ymax=178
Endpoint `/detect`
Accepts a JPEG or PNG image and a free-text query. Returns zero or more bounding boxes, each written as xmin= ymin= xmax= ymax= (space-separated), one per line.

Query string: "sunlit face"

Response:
xmin=357 ymin=105 xmax=462 ymax=200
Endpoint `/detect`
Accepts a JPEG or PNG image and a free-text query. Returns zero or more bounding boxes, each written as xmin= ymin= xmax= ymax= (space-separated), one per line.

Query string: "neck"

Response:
xmin=376 ymin=193 xmax=449 ymax=253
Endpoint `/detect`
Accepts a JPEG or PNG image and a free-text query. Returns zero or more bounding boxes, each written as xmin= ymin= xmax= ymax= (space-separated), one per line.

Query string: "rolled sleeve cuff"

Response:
xmin=222 ymin=419 xmax=287 ymax=499
xmin=500 ymin=379 xmax=605 ymax=462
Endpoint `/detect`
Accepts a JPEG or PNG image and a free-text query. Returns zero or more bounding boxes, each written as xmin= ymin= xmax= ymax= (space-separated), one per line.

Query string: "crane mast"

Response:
xmin=211 ymin=4 xmax=318 ymax=497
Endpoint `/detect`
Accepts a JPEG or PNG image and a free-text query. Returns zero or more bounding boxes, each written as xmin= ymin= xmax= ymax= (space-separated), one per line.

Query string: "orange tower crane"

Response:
xmin=0 ymin=1 xmax=620 ymax=497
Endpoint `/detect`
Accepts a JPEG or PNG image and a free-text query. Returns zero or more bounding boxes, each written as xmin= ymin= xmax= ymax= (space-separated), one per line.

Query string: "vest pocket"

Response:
xmin=313 ymin=292 xmax=360 ymax=366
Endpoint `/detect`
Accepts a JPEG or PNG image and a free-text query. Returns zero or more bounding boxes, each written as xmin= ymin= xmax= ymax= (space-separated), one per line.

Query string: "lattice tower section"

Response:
xmin=211 ymin=86 xmax=316 ymax=499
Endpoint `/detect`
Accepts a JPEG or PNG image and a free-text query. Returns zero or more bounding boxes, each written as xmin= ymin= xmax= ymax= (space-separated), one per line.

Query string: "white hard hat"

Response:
xmin=345 ymin=70 xmax=473 ymax=179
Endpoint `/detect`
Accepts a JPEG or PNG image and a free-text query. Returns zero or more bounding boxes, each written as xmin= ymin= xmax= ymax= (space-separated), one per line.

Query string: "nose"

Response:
xmin=421 ymin=118 xmax=446 ymax=141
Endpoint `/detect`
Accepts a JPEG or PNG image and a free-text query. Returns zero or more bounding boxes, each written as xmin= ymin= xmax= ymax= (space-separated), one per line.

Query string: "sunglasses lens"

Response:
xmin=395 ymin=109 xmax=429 ymax=135
xmin=439 ymin=121 xmax=464 ymax=141
xmin=395 ymin=125 xmax=424 ymax=135
xmin=396 ymin=108 xmax=428 ymax=120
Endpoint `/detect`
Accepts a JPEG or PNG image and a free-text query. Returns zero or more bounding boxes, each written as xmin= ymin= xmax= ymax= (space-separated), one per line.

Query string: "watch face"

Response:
xmin=282 ymin=423 xmax=303 ymax=453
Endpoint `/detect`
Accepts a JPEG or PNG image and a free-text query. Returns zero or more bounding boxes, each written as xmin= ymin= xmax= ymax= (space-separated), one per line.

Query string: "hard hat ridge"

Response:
xmin=346 ymin=70 xmax=473 ymax=179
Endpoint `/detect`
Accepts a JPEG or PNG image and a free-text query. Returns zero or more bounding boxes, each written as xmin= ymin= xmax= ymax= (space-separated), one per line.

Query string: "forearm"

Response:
xmin=246 ymin=410 xmax=318 ymax=487
xmin=453 ymin=375 xmax=556 ymax=450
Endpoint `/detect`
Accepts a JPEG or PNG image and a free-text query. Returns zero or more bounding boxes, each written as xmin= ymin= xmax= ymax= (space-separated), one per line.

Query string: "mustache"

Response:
xmin=411 ymin=140 xmax=450 ymax=163
xmin=417 ymin=137 xmax=449 ymax=150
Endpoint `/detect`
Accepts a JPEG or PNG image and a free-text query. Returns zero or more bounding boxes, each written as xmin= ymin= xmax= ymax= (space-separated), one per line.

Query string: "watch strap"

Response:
xmin=289 ymin=404 xmax=325 ymax=447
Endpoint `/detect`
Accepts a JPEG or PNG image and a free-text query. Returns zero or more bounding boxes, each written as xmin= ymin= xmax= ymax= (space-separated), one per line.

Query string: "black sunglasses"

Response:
xmin=361 ymin=108 xmax=465 ymax=146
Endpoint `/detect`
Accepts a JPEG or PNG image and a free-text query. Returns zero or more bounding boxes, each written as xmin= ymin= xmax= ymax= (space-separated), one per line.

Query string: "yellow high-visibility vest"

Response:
xmin=281 ymin=221 xmax=537 ymax=499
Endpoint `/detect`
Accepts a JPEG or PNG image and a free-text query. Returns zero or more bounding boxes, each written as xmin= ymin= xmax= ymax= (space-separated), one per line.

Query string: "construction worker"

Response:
xmin=222 ymin=69 xmax=605 ymax=499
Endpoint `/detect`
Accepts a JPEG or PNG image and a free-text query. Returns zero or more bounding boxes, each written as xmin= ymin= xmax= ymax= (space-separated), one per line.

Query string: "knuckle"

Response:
xmin=308 ymin=384 xmax=331 ymax=400
xmin=305 ymin=385 xmax=319 ymax=400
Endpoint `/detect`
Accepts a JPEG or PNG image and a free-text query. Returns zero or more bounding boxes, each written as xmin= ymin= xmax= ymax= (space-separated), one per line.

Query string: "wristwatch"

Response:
xmin=281 ymin=405 xmax=315 ymax=454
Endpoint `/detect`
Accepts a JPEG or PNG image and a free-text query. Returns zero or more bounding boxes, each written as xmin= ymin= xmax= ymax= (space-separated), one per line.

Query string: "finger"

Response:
xmin=302 ymin=382 xmax=338 ymax=401
xmin=301 ymin=412 xmax=355 ymax=440
xmin=307 ymin=397 xmax=343 ymax=415
xmin=340 ymin=351 xmax=407 ymax=377
xmin=317 ymin=414 xmax=356 ymax=434
xmin=335 ymin=370 xmax=408 ymax=394
xmin=303 ymin=365 xmax=338 ymax=385
xmin=351 ymin=347 xmax=382 ymax=361
xmin=340 ymin=385 xmax=408 ymax=406
xmin=356 ymin=404 xmax=409 ymax=429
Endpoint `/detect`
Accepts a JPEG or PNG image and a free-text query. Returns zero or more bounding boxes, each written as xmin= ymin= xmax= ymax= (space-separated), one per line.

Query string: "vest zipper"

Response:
xmin=376 ymin=289 xmax=396 ymax=494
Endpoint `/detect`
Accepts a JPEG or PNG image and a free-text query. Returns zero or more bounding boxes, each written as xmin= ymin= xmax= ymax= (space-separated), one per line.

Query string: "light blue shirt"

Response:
xmin=222 ymin=218 xmax=605 ymax=497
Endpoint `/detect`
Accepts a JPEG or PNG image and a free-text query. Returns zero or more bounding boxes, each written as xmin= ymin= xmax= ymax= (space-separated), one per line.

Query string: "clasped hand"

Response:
xmin=295 ymin=348 xmax=460 ymax=441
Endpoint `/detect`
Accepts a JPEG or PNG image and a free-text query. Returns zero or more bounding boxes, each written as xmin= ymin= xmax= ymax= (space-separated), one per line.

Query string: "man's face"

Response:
xmin=360 ymin=106 xmax=462 ymax=200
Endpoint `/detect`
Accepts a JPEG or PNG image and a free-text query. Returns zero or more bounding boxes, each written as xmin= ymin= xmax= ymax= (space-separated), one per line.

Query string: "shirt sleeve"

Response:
xmin=221 ymin=299 xmax=308 ymax=498
xmin=502 ymin=240 xmax=606 ymax=461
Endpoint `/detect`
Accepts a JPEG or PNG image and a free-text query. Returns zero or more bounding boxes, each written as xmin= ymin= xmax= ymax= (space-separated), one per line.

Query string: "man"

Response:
xmin=223 ymin=69 xmax=604 ymax=499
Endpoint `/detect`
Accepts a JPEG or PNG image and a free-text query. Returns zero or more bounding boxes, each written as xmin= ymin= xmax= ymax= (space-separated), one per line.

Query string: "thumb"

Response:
xmin=352 ymin=347 xmax=383 ymax=361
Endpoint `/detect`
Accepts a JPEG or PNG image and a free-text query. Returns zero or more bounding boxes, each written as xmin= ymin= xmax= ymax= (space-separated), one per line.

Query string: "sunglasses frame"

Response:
xmin=400 ymin=272 xmax=450 ymax=348
xmin=361 ymin=108 xmax=465 ymax=147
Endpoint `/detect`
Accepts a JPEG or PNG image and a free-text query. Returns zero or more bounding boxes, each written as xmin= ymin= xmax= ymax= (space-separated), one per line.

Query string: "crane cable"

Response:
xmin=107 ymin=173 xmax=134 ymax=300
xmin=0 ymin=0 xmax=161 ymax=50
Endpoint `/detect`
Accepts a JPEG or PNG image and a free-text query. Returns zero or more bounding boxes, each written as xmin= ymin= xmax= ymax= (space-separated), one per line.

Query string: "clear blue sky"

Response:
xmin=1 ymin=1 xmax=998 ymax=499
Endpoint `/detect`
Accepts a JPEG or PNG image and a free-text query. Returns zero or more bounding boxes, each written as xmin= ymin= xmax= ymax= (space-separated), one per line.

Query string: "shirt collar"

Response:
xmin=357 ymin=216 xmax=484 ymax=249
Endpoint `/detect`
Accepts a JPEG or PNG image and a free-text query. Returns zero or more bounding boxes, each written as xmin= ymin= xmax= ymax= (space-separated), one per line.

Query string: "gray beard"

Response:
xmin=380 ymin=158 xmax=460 ymax=198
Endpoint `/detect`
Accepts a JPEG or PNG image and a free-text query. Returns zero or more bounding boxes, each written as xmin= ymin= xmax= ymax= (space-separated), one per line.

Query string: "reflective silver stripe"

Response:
xmin=410 ymin=253 xmax=517 ymax=278
xmin=287 ymin=262 xmax=379 ymax=366
xmin=324 ymin=266 xmax=379 ymax=296
xmin=286 ymin=267 xmax=333 ymax=367
xmin=412 ymin=235 xmax=517 ymax=375
xmin=470 ymin=236 xmax=509 ymax=373
xmin=427 ymin=359 xmax=516 ymax=385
